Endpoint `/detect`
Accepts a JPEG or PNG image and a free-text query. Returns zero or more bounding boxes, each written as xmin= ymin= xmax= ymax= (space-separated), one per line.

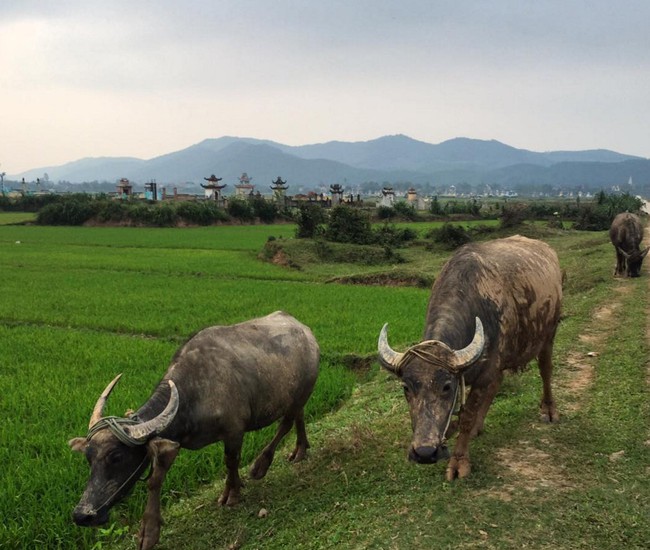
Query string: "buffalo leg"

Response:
xmin=218 ymin=434 xmax=244 ymax=506
xmin=288 ymin=408 xmax=310 ymax=462
xmin=138 ymin=439 xmax=180 ymax=550
xmin=249 ymin=414 xmax=295 ymax=480
xmin=538 ymin=342 xmax=560 ymax=422
xmin=614 ymin=249 xmax=626 ymax=276
xmin=469 ymin=373 xmax=503 ymax=438
xmin=447 ymin=374 xmax=501 ymax=481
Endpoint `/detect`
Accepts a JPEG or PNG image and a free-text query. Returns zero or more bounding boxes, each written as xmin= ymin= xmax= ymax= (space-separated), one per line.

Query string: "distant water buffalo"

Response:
xmin=609 ymin=212 xmax=649 ymax=277
xmin=378 ymin=236 xmax=562 ymax=480
xmin=69 ymin=311 xmax=319 ymax=550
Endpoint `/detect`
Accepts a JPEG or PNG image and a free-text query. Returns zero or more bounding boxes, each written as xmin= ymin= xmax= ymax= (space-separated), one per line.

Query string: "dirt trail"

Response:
xmin=489 ymin=234 xmax=642 ymax=498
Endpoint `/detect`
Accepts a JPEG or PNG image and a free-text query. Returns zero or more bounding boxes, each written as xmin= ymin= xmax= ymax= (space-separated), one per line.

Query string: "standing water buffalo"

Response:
xmin=377 ymin=236 xmax=562 ymax=481
xmin=609 ymin=212 xmax=649 ymax=277
xmin=69 ymin=311 xmax=319 ymax=550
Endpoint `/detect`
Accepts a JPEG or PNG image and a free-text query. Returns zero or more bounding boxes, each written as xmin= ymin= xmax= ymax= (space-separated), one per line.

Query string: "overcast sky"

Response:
xmin=1 ymin=0 xmax=649 ymax=174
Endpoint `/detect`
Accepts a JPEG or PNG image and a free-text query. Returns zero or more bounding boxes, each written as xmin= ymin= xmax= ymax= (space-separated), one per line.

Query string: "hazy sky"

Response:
xmin=2 ymin=0 xmax=649 ymax=174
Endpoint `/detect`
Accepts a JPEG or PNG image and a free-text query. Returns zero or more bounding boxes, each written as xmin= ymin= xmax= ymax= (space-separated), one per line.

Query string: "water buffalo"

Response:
xmin=609 ymin=212 xmax=649 ymax=277
xmin=69 ymin=311 xmax=319 ymax=550
xmin=377 ymin=235 xmax=562 ymax=481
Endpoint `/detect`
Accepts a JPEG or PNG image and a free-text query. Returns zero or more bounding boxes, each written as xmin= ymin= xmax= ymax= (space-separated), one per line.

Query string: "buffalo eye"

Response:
xmin=106 ymin=450 xmax=124 ymax=465
xmin=402 ymin=384 xmax=411 ymax=397
xmin=442 ymin=381 xmax=453 ymax=394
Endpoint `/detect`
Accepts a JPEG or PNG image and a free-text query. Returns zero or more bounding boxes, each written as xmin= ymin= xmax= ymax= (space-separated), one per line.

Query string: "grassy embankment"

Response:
xmin=0 ymin=216 xmax=647 ymax=548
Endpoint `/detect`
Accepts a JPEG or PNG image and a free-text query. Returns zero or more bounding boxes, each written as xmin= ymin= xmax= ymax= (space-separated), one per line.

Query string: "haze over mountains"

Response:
xmin=11 ymin=135 xmax=650 ymax=192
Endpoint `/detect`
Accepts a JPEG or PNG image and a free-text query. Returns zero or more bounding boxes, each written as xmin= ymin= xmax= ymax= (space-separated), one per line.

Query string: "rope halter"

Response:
xmin=86 ymin=415 xmax=145 ymax=447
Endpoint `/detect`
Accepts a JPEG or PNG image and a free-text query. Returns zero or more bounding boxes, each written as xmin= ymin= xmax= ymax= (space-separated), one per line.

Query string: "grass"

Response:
xmin=125 ymin=230 xmax=648 ymax=550
xmin=0 ymin=219 xmax=648 ymax=549
xmin=0 ymin=211 xmax=36 ymax=225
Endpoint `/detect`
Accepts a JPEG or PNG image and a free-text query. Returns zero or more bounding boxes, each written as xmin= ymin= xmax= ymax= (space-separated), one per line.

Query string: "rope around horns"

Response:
xmin=396 ymin=341 xmax=468 ymax=408
xmin=86 ymin=415 xmax=144 ymax=447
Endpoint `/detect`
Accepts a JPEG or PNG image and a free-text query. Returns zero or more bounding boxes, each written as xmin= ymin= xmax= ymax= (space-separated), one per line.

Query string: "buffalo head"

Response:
xmin=68 ymin=374 xmax=179 ymax=527
xmin=377 ymin=318 xmax=484 ymax=464
xmin=617 ymin=246 xmax=650 ymax=277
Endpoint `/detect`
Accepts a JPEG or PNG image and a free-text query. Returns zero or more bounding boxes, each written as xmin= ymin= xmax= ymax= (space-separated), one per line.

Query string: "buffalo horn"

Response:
xmin=451 ymin=317 xmax=485 ymax=370
xmin=616 ymin=246 xmax=630 ymax=259
xmin=124 ymin=380 xmax=179 ymax=443
xmin=377 ymin=323 xmax=404 ymax=374
xmin=89 ymin=373 xmax=123 ymax=429
xmin=641 ymin=246 xmax=650 ymax=259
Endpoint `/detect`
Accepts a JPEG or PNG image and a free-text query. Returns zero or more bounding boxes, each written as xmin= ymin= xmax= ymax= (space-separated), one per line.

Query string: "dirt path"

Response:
xmin=489 ymin=235 xmax=642 ymax=498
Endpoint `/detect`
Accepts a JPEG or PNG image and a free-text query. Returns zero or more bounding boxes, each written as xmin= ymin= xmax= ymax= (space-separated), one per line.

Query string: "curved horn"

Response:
xmin=124 ymin=380 xmax=179 ymax=443
xmin=452 ymin=317 xmax=485 ymax=370
xmin=641 ymin=246 xmax=650 ymax=259
xmin=377 ymin=323 xmax=404 ymax=374
xmin=616 ymin=246 xmax=630 ymax=259
xmin=89 ymin=373 xmax=123 ymax=429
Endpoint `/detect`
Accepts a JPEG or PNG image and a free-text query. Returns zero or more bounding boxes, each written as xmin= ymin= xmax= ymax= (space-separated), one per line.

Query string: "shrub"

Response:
xmin=36 ymin=198 xmax=96 ymax=225
xmin=11 ymin=194 xmax=62 ymax=212
xmin=499 ymin=203 xmax=528 ymax=229
xmin=574 ymin=192 xmax=643 ymax=231
xmin=95 ymin=200 xmax=128 ymax=222
xmin=324 ymin=205 xmax=373 ymax=244
xmin=573 ymin=205 xmax=611 ymax=231
xmin=295 ymin=203 xmax=326 ymax=238
xmin=376 ymin=206 xmax=396 ymax=220
xmin=393 ymin=201 xmax=417 ymax=221
xmin=227 ymin=198 xmax=254 ymax=222
xmin=430 ymin=223 xmax=471 ymax=250
xmin=429 ymin=196 xmax=443 ymax=216
xmin=250 ymin=196 xmax=278 ymax=224
xmin=373 ymin=224 xmax=418 ymax=247
xmin=150 ymin=204 xmax=178 ymax=227
xmin=175 ymin=201 xmax=229 ymax=225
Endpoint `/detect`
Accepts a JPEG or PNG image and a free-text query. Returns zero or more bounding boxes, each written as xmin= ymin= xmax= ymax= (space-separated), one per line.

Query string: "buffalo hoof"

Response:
xmin=137 ymin=519 xmax=161 ymax=550
xmin=288 ymin=445 xmax=308 ymax=463
xmin=445 ymin=455 xmax=471 ymax=481
xmin=250 ymin=454 xmax=272 ymax=480
xmin=539 ymin=400 xmax=560 ymax=423
xmin=218 ymin=487 xmax=241 ymax=507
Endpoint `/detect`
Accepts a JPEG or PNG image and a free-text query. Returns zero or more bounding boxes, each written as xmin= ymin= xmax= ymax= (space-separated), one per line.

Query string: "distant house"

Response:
xmin=235 ymin=172 xmax=255 ymax=197
xmin=380 ymin=186 xmax=395 ymax=207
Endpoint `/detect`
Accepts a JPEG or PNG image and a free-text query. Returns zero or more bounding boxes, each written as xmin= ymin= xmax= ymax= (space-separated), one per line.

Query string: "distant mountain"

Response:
xmin=9 ymin=134 xmax=648 ymax=193
xmin=286 ymin=135 xmax=641 ymax=171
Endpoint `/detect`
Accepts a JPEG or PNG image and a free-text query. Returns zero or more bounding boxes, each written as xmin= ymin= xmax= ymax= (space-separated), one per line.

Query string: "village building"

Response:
xmin=380 ymin=185 xmax=395 ymax=207
xmin=201 ymin=174 xmax=227 ymax=202
xmin=330 ymin=184 xmax=344 ymax=205
xmin=235 ymin=172 xmax=255 ymax=197
xmin=406 ymin=186 xmax=428 ymax=210
xmin=271 ymin=176 xmax=289 ymax=204
xmin=116 ymin=178 xmax=133 ymax=199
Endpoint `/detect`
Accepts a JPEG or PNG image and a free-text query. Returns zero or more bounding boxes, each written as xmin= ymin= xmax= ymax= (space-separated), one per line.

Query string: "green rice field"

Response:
xmin=1 ymin=215 xmax=648 ymax=549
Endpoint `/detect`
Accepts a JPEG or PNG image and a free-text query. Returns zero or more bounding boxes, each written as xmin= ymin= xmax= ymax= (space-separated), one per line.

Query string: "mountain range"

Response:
xmin=10 ymin=135 xmax=650 ymax=193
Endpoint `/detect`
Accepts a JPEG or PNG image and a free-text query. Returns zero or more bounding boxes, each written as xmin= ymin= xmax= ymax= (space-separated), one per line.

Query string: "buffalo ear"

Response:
xmin=147 ymin=438 xmax=181 ymax=470
xmin=68 ymin=437 xmax=87 ymax=453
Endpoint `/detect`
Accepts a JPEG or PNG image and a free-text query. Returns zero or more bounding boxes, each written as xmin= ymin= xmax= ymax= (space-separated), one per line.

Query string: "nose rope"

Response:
xmin=400 ymin=345 xmax=469 ymax=445
xmin=441 ymin=375 xmax=466 ymax=444
xmin=92 ymin=454 xmax=150 ymax=516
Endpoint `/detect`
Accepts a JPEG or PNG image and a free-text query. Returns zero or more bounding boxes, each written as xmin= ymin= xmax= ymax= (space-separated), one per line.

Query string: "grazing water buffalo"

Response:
xmin=69 ymin=311 xmax=319 ymax=550
xmin=609 ymin=212 xmax=649 ymax=277
xmin=378 ymin=236 xmax=562 ymax=481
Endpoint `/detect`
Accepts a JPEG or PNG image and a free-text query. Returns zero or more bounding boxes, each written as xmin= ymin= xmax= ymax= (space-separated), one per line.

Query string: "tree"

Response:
xmin=295 ymin=203 xmax=325 ymax=238
xmin=323 ymin=205 xmax=373 ymax=244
